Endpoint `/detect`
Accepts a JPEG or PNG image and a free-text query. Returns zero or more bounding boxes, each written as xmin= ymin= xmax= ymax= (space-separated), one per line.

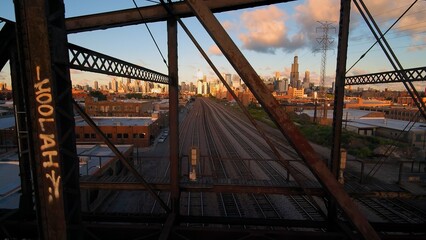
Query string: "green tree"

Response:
xmin=125 ymin=93 xmax=143 ymax=99
xmin=89 ymin=91 xmax=106 ymax=101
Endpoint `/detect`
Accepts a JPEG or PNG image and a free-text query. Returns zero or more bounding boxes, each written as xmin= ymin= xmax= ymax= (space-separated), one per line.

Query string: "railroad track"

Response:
xmin=345 ymin=171 xmax=426 ymax=224
xmin=288 ymin=195 xmax=324 ymax=221
xmin=200 ymin=100 xmax=245 ymax=219
xmin=207 ymin=99 xmax=312 ymax=183
xmin=356 ymin=197 xmax=416 ymax=223
xmin=201 ymin=99 xmax=289 ymax=220
xmin=213 ymin=100 xmax=301 ymax=160
xmin=251 ymin=194 xmax=281 ymax=219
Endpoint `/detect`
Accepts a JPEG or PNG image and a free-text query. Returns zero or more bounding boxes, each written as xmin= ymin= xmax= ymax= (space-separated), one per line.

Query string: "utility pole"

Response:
xmin=316 ymin=21 xmax=336 ymax=121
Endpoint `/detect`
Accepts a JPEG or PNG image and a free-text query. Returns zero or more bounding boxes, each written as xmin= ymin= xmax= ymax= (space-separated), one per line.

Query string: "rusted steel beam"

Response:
xmin=65 ymin=0 xmax=293 ymax=33
xmin=159 ymin=213 xmax=176 ymax=240
xmin=329 ymin=0 xmax=351 ymax=227
xmin=3 ymin=216 xmax=425 ymax=239
xmin=79 ymin=181 xmax=324 ymax=195
xmin=79 ymin=181 xmax=170 ymax=191
xmin=79 ymin=180 xmax=426 ymax=199
xmin=185 ymin=0 xmax=379 ymax=239
xmin=168 ymin=17 xmax=181 ymax=216
xmin=179 ymin=216 xmax=329 ymax=228
xmin=351 ymin=191 xmax=426 ymax=199
xmin=14 ymin=0 xmax=82 ymax=238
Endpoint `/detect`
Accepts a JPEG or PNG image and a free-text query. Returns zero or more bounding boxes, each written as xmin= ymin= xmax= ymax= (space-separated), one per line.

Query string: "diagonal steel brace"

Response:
xmin=72 ymin=100 xmax=171 ymax=213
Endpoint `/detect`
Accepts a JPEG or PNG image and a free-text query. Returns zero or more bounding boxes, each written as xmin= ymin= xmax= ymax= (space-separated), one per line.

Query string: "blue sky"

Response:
xmin=1 ymin=0 xmax=425 ymax=91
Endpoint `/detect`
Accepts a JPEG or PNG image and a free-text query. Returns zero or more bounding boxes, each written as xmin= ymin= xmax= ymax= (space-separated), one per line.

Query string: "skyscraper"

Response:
xmin=290 ymin=56 xmax=299 ymax=88
xmin=303 ymin=70 xmax=310 ymax=89
xmin=189 ymin=82 xmax=195 ymax=93
xmin=111 ymin=78 xmax=118 ymax=92
xmin=93 ymin=81 xmax=99 ymax=90
xmin=197 ymin=80 xmax=203 ymax=94
xmin=202 ymin=81 xmax=209 ymax=95
xmin=181 ymin=82 xmax=187 ymax=92
xmin=225 ymin=73 xmax=232 ymax=87
xmin=274 ymin=71 xmax=281 ymax=80
xmin=232 ymin=75 xmax=241 ymax=89
xmin=277 ymin=80 xmax=285 ymax=92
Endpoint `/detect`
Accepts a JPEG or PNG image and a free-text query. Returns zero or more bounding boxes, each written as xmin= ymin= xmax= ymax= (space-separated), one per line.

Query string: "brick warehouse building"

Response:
xmin=75 ymin=117 xmax=161 ymax=147
xmin=85 ymin=97 xmax=154 ymax=117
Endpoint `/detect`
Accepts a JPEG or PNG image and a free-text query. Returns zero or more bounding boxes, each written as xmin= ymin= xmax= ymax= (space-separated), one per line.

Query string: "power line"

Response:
xmin=132 ymin=0 xmax=168 ymax=68
xmin=346 ymin=0 xmax=418 ymax=74
xmin=348 ymin=31 xmax=426 ymax=49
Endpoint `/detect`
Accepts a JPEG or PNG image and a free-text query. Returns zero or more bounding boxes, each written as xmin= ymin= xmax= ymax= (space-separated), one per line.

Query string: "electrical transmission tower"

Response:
xmin=316 ymin=21 xmax=336 ymax=98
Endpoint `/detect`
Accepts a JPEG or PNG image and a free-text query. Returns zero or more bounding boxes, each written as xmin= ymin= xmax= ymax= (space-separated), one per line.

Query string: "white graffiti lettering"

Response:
xmin=35 ymin=66 xmax=61 ymax=203
xmin=46 ymin=170 xmax=61 ymax=203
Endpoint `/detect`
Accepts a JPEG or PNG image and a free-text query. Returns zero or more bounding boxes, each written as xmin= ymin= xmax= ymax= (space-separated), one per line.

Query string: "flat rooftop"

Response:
xmin=0 ymin=116 xmax=15 ymax=129
xmin=75 ymin=117 xmax=153 ymax=127
xmin=302 ymin=109 xmax=426 ymax=132
xmin=0 ymin=144 xmax=133 ymax=209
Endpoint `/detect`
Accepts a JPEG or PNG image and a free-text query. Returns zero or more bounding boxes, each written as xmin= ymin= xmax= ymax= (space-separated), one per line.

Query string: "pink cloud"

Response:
xmin=238 ymin=6 xmax=302 ymax=53
xmin=70 ymin=69 xmax=84 ymax=75
xmin=353 ymin=1 xmax=426 ymax=48
xmin=294 ymin=0 xmax=340 ymax=50
xmin=283 ymin=67 xmax=291 ymax=77
xmin=221 ymin=20 xmax=234 ymax=31
xmin=208 ymin=45 xmax=223 ymax=56
xmin=348 ymin=68 xmax=369 ymax=76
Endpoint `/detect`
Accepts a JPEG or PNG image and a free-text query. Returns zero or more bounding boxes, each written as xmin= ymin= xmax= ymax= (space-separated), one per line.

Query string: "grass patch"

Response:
xmin=222 ymin=99 xmax=406 ymax=159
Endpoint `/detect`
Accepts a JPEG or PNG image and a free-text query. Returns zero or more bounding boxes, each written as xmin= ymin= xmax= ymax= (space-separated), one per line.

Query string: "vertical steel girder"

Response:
xmin=185 ymin=0 xmax=379 ymax=239
xmin=167 ymin=15 xmax=180 ymax=233
xmin=329 ymin=0 xmax=351 ymax=230
xmin=14 ymin=0 xmax=82 ymax=238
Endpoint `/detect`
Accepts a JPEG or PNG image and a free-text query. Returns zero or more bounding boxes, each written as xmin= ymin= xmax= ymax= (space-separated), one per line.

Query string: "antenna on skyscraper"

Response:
xmin=316 ymin=21 xmax=336 ymax=98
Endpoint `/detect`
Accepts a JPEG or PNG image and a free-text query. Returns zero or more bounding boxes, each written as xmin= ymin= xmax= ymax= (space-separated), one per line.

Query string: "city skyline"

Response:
xmin=1 ymin=1 xmax=425 ymax=91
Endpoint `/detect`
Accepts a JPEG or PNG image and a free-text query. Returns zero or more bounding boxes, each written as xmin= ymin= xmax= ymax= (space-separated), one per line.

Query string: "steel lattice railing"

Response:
xmin=68 ymin=43 xmax=169 ymax=84
xmin=345 ymin=66 xmax=426 ymax=85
